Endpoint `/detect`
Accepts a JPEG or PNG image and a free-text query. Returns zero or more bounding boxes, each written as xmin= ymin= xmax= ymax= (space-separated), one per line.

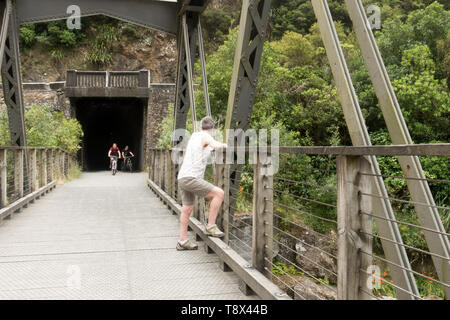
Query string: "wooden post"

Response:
xmin=176 ymin=151 xmax=184 ymax=205
xmin=170 ymin=150 xmax=176 ymax=199
xmin=148 ymin=149 xmax=153 ymax=180
xmin=153 ymin=150 xmax=157 ymax=183
xmin=160 ymin=150 xmax=165 ymax=189
xmin=337 ymin=156 xmax=373 ymax=300
xmin=51 ymin=149 xmax=54 ymax=183
xmin=252 ymin=152 xmax=273 ymax=278
xmin=61 ymin=152 xmax=66 ymax=179
xmin=165 ymin=150 xmax=173 ymax=197
xmin=215 ymin=162 xmax=225 ymax=230
xmin=39 ymin=150 xmax=47 ymax=187
xmin=223 ymin=164 xmax=230 ymax=244
xmin=154 ymin=150 xmax=159 ymax=187
xmin=57 ymin=151 xmax=63 ymax=181
xmin=28 ymin=149 xmax=37 ymax=192
xmin=0 ymin=149 xmax=7 ymax=207
xmin=67 ymin=154 xmax=72 ymax=178
xmin=14 ymin=149 xmax=24 ymax=199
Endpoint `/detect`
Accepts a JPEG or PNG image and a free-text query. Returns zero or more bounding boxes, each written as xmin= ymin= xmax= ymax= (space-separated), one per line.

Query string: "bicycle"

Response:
xmin=110 ymin=156 xmax=118 ymax=175
xmin=123 ymin=155 xmax=134 ymax=172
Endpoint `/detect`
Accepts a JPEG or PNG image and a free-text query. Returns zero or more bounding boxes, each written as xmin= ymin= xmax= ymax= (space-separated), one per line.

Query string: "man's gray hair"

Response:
xmin=201 ymin=116 xmax=215 ymax=130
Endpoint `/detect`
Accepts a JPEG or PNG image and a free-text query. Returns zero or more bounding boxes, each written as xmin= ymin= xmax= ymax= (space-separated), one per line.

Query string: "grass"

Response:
xmin=66 ymin=164 xmax=82 ymax=181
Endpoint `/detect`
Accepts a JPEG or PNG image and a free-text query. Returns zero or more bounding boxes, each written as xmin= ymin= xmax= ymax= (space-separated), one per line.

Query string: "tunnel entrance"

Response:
xmin=74 ymin=98 xmax=146 ymax=171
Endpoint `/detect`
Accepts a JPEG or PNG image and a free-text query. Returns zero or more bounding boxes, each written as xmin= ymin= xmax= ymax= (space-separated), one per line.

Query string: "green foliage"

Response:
xmin=53 ymin=113 xmax=84 ymax=154
xmin=0 ymin=105 xmax=10 ymax=145
xmin=0 ymin=104 xmax=83 ymax=154
xmin=392 ymin=45 xmax=450 ymax=142
xmin=67 ymin=163 xmax=83 ymax=181
xmin=272 ymin=31 xmax=316 ymax=68
xmin=272 ymin=261 xmax=303 ymax=276
xmin=86 ymin=24 xmax=117 ymax=66
xmin=19 ymin=24 xmax=36 ymax=47
xmin=201 ymin=8 xmax=235 ymax=52
xmin=34 ymin=21 xmax=84 ymax=48
xmin=119 ymin=22 xmax=145 ymax=39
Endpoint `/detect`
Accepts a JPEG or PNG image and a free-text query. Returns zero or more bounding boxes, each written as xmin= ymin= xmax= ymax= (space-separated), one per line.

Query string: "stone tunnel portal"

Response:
xmin=74 ymin=98 xmax=146 ymax=171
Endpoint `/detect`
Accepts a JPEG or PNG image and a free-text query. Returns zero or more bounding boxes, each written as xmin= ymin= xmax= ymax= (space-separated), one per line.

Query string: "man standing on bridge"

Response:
xmin=176 ymin=116 xmax=228 ymax=251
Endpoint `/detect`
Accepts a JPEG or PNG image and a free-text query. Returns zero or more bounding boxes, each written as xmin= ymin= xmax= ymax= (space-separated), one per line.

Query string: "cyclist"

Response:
xmin=122 ymin=145 xmax=135 ymax=169
xmin=108 ymin=143 xmax=121 ymax=169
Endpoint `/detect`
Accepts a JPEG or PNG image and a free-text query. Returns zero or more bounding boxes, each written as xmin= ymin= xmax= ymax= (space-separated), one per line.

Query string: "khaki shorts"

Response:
xmin=178 ymin=177 xmax=215 ymax=206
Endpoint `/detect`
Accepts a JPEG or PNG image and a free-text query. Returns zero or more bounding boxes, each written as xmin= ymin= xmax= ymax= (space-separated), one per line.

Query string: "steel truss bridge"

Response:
xmin=0 ymin=0 xmax=449 ymax=300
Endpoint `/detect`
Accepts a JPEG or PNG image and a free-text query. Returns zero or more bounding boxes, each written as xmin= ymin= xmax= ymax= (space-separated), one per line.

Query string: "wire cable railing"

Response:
xmin=147 ymin=144 xmax=450 ymax=300
xmin=0 ymin=147 xmax=75 ymax=214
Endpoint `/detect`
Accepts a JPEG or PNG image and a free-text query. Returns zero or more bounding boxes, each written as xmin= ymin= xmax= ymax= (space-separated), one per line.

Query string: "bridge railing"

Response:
xmin=66 ymin=70 xmax=150 ymax=88
xmin=147 ymin=145 xmax=450 ymax=300
xmin=0 ymin=147 xmax=75 ymax=221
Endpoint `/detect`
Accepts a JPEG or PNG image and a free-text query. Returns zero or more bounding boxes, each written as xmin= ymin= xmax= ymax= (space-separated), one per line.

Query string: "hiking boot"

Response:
xmin=176 ymin=240 xmax=198 ymax=251
xmin=205 ymin=224 xmax=225 ymax=238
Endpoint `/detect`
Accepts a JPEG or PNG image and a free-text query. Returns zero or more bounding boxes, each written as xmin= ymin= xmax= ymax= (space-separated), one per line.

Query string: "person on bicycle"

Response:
xmin=108 ymin=143 xmax=121 ymax=169
xmin=122 ymin=145 xmax=135 ymax=169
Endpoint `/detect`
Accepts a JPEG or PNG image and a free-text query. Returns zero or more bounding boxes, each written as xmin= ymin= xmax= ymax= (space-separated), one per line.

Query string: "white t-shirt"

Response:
xmin=177 ymin=131 xmax=213 ymax=180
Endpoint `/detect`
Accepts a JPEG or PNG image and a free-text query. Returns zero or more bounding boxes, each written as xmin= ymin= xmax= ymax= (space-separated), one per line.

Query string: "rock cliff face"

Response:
xmin=20 ymin=26 xmax=177 ymax=84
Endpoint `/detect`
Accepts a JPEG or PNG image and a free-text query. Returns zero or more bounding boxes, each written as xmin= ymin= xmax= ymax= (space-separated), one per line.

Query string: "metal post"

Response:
xmin=197 ymin=19 xmax=211 ymax=117
xmin=0 ymin=149 xmax=7 ymax=207
xmin=252 ymin=152 xmax=273 ymax=279
xmin=28 ymin=148 xmax=36 ymax=192
xmin=311 ymin=0 xmax=419 ymax=299
xmin=336 ymin=156 xmax=373 ymax=300
xmin=182 ymin=13 xmax=197 ymax=131
xmin=1 ymin=0 xmax=26 ymax=147
xmin=224 ymin=0 xmax=272 ymax=228
xmin=173 ymin=11 xmax=199 ymax=146
xmin=0 ymin=0 xmax=10 ymax=64
xmin=345 ymin=0 xmax=450 ymax=295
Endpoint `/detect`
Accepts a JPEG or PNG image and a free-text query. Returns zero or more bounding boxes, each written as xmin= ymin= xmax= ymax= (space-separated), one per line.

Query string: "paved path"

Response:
xmin=0 ymin=172 xmax=256 ymax=300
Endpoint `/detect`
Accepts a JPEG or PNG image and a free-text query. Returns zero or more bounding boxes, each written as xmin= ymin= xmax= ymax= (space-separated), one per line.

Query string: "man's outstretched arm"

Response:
xmin=202 ymin=134 xmax=227 ymax=150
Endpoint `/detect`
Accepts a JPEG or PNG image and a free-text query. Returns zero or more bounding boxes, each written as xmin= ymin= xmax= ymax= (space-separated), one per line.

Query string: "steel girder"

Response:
xmin=223 ymin=0 xmax=272 ymax=263
xmin=172 ymin=0 xmax=210 ymax=146
xmin=345 ymin=0 xmax=450 ymax=298
xmin=311 ymin=0 xmax=419 ymax=299
xmin=1 ymin=0 xmax=27 ymax=147
xmin=0 ymin=0 xmax=10 ymax=64
xmin=225 ymin=0 xmax=272 ymax=133
xmin=15 ymin=0 xmax=178 ymax=35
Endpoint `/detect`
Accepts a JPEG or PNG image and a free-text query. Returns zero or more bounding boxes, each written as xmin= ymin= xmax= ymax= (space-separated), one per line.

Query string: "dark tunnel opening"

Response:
xmin=74 ymin=98 xmax=146 ymax=171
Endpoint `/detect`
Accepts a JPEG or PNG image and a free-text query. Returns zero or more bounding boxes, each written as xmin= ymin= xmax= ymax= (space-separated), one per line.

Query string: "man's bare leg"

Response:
xmin=205 ymin=187 xmax=225 ymax=228
xmin=179 ymin=204 xmax=193 ymax=242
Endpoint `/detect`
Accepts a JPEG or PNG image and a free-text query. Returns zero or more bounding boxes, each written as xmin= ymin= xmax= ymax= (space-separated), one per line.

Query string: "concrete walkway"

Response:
xmin=0 ymin=172 xmax=256 ymax=300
